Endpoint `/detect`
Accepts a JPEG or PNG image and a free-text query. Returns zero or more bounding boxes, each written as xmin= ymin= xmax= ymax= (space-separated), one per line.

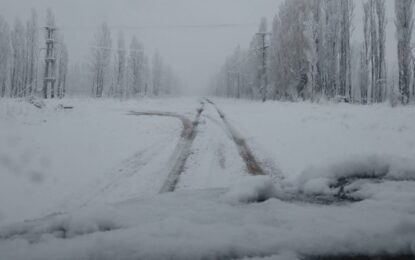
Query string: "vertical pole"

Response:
xmin=262 ymin=33 xmax=267 ymax=102
xmin=43 ymin=27 xmax=56 ymax=99
xmin=226 ymin=71 xmax=231 ymax=98
xmin=257 ymin=32 xmax=269 ymax=102
xmin=237 ymin=72 xmax=241 ymax=99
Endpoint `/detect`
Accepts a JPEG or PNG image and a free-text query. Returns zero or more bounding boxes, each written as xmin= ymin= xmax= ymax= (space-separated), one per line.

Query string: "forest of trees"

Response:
xmin=87 ymin=23 xmax=181 ymax=99
xmin=0 ymin=9 xmax=181 ymax=100
xmin=2 ymin=2 xmax=415 ymax=105
xmin=213 ymin=0 xmax=415 ymax=105
xmin=0 ymin=9 xmax=68 ymax=99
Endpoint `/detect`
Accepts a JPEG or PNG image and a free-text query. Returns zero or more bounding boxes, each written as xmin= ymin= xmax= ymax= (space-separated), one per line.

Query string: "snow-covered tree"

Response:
xmin=362 ymin=0 xmax=387 ymax=104
xmin=323 ymin=0 xmax=341 ymax=98
xmin=113 ymin=31 xmax=126 ymax=98
xmin=305 ymin=0 xmax=323 ymax=100
xmin=375 ymin=0 xmax=387 ymax=103
xmin=269 ymin=15 xmax=281 ymax=99
xmin=0 ymin=16 xmax=10 ymax=97
xmin=10 ymin=19 xmax=25 ymax=98
xmin=57 ymin=38 xmax=68 ymax=98
xmin=128 ymin=36 xmax=145 ymax=96
xmin=395 ymin=0 xmax=414 ymax=104
xmin=25 ymin=8 xmax=39 ymax=96
xmin=152 ymin=52 xmax=163 ymax=96
xmin=91 ymin=22 xmax=112 ymax=98
xmin=361 ymin=1 xmax=371 ymax=103
xmin=214 ymin=0 xmax=359 ymax=103
xmin=276 ymin=0 xmax=310 ymax=100
xmin=339 ymin=0 xmax=354 ymax=101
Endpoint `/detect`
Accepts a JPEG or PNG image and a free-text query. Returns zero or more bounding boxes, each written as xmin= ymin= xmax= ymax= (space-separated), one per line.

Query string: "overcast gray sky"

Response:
xmin=1 ymin=0 xmax=282 ymax=93
xmin=0 ymin=0 xmax=398 ymax=94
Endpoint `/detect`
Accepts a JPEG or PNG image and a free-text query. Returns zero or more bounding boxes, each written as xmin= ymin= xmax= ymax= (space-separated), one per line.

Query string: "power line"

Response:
xmin=53 ymin=23 xmax=258 ymax=31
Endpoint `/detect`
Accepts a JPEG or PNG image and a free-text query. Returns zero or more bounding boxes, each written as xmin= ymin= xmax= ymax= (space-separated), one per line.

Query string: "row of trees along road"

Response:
xmin=0 ymin=9 xmax=68 ymax=99
xmin=89 ymin=22 xmax=181 ymax=99
xmin=0 ymin=9 xmax=181 ymax=100
xmin=213 ymin=0 xmax=415 ymax=105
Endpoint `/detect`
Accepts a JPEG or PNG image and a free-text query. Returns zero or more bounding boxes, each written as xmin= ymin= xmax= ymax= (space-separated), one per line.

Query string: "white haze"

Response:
xmin=0 ymin=0 xmax=398 ymax=95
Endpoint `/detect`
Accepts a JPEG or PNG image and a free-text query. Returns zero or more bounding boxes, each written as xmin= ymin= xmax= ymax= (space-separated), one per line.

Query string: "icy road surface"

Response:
xmin=0 ymin=97 xmax=415 ymax=259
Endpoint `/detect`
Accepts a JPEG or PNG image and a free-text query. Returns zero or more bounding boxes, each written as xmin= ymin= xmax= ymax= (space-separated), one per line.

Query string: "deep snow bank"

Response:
xmin=283 ymin=155 xmax=415 ymax=203
xmin=1 ymin=162 xmax=415 ymax=259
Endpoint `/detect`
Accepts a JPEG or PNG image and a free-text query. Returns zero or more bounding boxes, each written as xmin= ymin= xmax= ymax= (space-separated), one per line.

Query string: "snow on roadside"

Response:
xmin=223 ymin=175 xmax=278 ymax=204
xmin=0 ymin=173 xmax=414 ymax=259
xmin=0 ymin=97 xmax=199 ymax=225
xmin=291 ymin=155 xmax=415 ymax=195
xmin=215 ymin=99 xmax=415 ymax=181
xmin=240 ymin=252 xmax=300 ymax=260
xmin=1 ymin=98 xmax=415 ymax=259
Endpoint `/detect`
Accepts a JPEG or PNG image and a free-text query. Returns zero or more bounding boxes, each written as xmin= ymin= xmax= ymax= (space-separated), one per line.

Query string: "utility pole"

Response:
xmin=227 ymin=71 xmax=241 ymax=99
xmin=256 ymin=32 xmax=270 ymax=102
xmin=43 ymin=26 xmax=57 ymax=99
xmin=237 ymin=72 xmax=241 ymax=99
xmin=226 ymin=71 xmax=231 ymax=98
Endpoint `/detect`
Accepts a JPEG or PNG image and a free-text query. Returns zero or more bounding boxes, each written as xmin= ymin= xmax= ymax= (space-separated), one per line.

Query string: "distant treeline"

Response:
xmin=0 ymin=9 xmax=181 ymax=99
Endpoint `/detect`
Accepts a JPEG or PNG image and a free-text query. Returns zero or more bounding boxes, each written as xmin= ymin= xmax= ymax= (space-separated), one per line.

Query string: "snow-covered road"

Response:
xmin=129 ymin=101 xmax=206 ymax=193
xmin=1 ymin=97 xmax=415 ymax=259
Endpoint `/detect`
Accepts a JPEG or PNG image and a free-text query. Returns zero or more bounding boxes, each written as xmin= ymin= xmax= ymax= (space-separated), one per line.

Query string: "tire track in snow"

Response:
xmin=129 ymin=101 xmax=205 ymax=193
xmin=204 ymin=99 xmax=415 ymax=260
xmin=79 ymin=139 xmax=168 ymax=207
xmin=205 ymin=99 xmax=265 ymax=176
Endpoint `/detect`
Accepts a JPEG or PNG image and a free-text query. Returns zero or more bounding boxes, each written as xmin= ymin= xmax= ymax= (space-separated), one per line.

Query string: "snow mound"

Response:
xmin=0 ymin=188 xmax=414 ymax=259
xmin=291 ymin=155 xmax=415 ymax=203
xmin=241 ymin=252 xmax=300 ymax=260
xmin=223 ymin=176 xmax=278 ymax=204
xmin=0 ymin=207 xmax=121 ymax=243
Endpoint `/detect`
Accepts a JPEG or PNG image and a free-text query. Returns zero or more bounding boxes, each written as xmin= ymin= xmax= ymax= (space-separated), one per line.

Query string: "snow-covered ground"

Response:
xmin=0 ymin=97 xmax=198 ymax=224
xmin=1 ymin=97 xmax=414 ymax=259
xmin=215 ymin=99 xmax=415 ymax=180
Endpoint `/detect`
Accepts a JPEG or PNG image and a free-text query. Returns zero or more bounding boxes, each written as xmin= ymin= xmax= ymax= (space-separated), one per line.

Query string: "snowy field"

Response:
xmin=215 ymin=98 xmax=415 ymax=179
xmin=0 ymin=98 xmax=199 ymax=224
xmin=1 ymin=97 xmax=415 ymax=259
